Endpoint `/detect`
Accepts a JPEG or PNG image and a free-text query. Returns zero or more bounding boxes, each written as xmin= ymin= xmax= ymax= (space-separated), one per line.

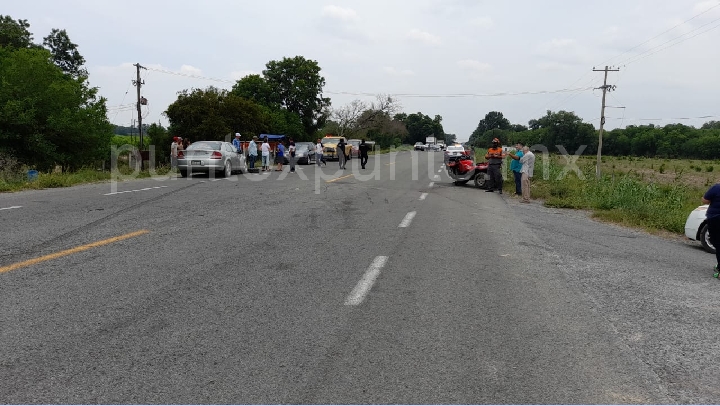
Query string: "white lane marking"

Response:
xmin=419 ymin=193 xmax=428 ymax=201
xmin=344 ymin=256 xmax=389 ymax=306
xmin=398 ymin=211 xmax=417 ymax=228
xmin=0 ymin=206 xmax=22 ymax=211
xmin=437 ymin=169 xmax=442 ymax=173
xmin=104 ymin=186 xmax=168 ymax=196
xmin=429 ymin=182 xmax=435 ymax=187
xmin=434 ymin=175 xmax=440 ymax=179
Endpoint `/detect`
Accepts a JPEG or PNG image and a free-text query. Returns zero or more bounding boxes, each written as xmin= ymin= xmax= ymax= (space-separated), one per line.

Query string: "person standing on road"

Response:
xmin=702 ymin=183 xmax=720 ymax=278
xmin=170 ymin=137 xmax=179 ymax=170
xmin=337 ymin=138 xmax=348 ymax=170
xmin=248 ymin=136 xmax=258 ymax=171
xmin=275 ymin=141 xmax=285 ymax=172
xmin=315 ymin=138 xmax=326 ymax=167
xmin=485 ymin=138 xmax=506 ymax=194
xmin=288 ymin=138 xmax=296 ymax=173
xmin=233 ymin=133 xmax=243 ymax=153
xmin=359 ymin=139 xmax=370 ymax=169
xmin=508 ymin=142 xmax=524 ymax=196
xmin=261 ymin=137 xmax=271 ymax=172
xmin=518 ymin=146 xmax=535 ymax=203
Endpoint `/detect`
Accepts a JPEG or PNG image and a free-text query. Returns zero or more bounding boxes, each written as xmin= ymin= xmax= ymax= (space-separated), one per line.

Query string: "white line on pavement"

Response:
xmin=0 ymin=206 xmax=22 ymax=211
xmin=419 ymin=193 xmax=428 ymax=200
xmin=104 ymin=186 xmax=168 ymax=196
xmin=398 ymin=211 xmax=417 ymax=228
xmin=429 ymin=182 xmax=435 ymax=187
xmin=344 ymin=256 xmax=389 ymax=306
xmin=437 ymin=169 xmax=442 ymax=173
xmin=434 ymin=175 xmax=440 ymax=179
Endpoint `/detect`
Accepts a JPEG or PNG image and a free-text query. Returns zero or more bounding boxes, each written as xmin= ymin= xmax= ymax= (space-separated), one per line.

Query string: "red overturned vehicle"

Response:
xmin=445 ymin=148 xmax=489 ymax=189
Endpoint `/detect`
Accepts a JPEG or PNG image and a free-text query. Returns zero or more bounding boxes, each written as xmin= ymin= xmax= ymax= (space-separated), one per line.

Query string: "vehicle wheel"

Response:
xmin=474 ymin=173 xmax=487 ymax=189
xmin=180 ymin=170 xmax=188 ymax=178
xmin=222 ymin=161 xmax=231 ymax=178
xmin=700 ymin=223 xmax=716 ymax=253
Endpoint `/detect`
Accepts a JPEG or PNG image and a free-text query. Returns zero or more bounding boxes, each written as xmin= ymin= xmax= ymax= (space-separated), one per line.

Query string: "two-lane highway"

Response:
xmin=1 ymin=151 xmax=718 ymax=403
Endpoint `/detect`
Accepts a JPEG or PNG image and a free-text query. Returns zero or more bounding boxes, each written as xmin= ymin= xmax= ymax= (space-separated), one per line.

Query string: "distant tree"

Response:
xmin=701 ymin=120 xmax=720 ymax=130
xmin=468 ymin=111 xmax=512 ymax=146
xmin=397 ymin=112 xmax=444 ymax=144
xmin=42 ymin=28 xmax=87 ymax=77
xmin=231 ymin=74 xmax=278 ymax=108
xmin=0 ymin=15 xmax=34 ymax=49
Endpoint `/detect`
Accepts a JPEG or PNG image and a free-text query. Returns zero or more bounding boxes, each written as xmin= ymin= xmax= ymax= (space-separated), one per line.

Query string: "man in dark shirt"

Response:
xmin=337 ymin=138 xmax=348 ymax=169
xmin=359 ymin=139 xmax=370 ymax=169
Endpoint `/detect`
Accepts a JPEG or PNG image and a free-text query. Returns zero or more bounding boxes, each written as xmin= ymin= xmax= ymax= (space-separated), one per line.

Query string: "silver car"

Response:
xmin=178 ymin=141 xmax=247 ymax=178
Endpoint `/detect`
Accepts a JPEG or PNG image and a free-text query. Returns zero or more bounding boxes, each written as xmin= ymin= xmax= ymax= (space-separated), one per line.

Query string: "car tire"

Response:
xmin=700 ymin=223 xmax=716 ymax=254
xmin=474 ymin=173 xmax=487 ymax=189
xmin=221 ymin=161 xmax=231 ymax=178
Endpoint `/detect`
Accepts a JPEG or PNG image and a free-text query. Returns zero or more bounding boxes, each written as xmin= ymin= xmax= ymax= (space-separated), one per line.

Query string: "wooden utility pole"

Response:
xmin=132 ymin=63 xmax=147 ymax=169
xmin=593 ymin=65 xmax=619 ymax=179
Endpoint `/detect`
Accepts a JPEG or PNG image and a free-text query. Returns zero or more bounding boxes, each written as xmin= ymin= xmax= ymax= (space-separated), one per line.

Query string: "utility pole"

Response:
xmin=593 ymin=65 xmax=619 ymax=179
xmin=132 ymin=63 xmax=147 ymax=169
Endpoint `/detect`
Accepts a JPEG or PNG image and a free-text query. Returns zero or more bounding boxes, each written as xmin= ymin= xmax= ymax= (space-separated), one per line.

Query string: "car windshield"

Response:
xmin=188 ymin=141 xmax=222 ymax=150
xmin=295 ymin=145 xmax=310 ymax=152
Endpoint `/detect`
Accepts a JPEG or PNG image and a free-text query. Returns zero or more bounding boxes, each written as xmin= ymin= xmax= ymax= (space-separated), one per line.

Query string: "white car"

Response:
xmin=444 ymin=145 xmax=466 ymax=157
xmin=685 ymin=204 xmax=715 ymax=253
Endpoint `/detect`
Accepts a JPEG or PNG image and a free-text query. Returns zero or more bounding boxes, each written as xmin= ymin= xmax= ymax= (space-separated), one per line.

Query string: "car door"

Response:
xmin=224 ymin=143 xmax=237 ymax=170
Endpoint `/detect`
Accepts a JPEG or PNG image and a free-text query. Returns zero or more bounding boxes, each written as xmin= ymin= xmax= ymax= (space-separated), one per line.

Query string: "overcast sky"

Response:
xmin=6 ymin=0 xmax=720 ymax=141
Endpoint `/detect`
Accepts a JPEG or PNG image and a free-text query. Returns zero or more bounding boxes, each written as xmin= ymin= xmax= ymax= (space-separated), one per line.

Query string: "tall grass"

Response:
xmin=512 ymin=154 xmax=702 ymax=234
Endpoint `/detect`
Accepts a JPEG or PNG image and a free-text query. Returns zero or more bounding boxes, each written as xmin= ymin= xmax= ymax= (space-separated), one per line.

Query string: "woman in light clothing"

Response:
xmin=261 ymin=137 xmax=271 ymax=171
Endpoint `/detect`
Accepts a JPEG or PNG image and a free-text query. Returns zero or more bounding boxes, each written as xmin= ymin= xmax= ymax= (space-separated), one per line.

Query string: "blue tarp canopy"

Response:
xmin=259 ymin=134 xmax=285 ymax=140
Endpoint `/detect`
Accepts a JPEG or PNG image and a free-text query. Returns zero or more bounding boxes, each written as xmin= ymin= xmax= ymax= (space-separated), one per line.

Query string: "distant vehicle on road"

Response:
xmin=177 ymin=140 xmax=247 ymax=178
xmin=414 ymin=142 xmax=425 ymax=151
xmin=348 ymin=139 xmax=361 ymax=157
xmin=444 ymin=145 xmax=466 ymax=159
xmin=321 ymin=136 xmax=351 ymax=160
xmin=294 ymin=142 xmax=315 ymax=165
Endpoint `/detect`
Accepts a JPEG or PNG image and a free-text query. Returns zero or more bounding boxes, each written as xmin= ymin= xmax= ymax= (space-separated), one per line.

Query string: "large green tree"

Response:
xmin=164 ymin=86 xmax=271 ymax=142
xmin=468 ymin=111 xmax=512 ymax=147
xmin=262 ymin=56 xmax=331 ymax=137
xmin=397 ymin=112 xmax=444 ymax=144
xmin=0 ymin=47 xmax=112 ymax=171
xmin=0 ymin=15 xmax=34 ymax=49
xmin=43 ymin=28 xmax=87 ymax=77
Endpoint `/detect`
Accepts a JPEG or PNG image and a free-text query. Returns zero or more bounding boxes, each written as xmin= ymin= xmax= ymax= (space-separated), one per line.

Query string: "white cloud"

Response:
xmin=407 ymin=29 xmax=441 ymax=45
xmin=536 ymin=62 xmax=572 ymax=71
xmin=321 ymin=5 xmax=358 ymax=21
xmin=180 ymin=65 xmax=202 ymax=75
xmin=383 ymin=66 xmax=415 ymax=76
xmin=457 ymin=59 xmax=491 ymax=71
xmin=470 ymin=16 xmax=494 ymax=29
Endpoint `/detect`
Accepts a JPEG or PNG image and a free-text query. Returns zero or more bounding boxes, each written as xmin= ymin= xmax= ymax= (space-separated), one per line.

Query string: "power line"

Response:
xmin=619 ymin=17 xmax=720 ymax=66
xmin=596 ymin=1 xmax=720 ymax=67
xmin=145 ymin=66 xmax=593 ymax=98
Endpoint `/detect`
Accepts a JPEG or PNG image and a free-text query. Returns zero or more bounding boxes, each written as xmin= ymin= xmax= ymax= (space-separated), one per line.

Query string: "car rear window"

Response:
xmin=188 ymin=141 xmax=222 ymax=150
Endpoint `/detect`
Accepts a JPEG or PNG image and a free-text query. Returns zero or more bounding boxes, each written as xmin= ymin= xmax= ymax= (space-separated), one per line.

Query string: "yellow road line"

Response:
xmin=0 ymin=229 xmax=150 ymax=274
xmin=326 ymin=174 xmax=354 ymax=183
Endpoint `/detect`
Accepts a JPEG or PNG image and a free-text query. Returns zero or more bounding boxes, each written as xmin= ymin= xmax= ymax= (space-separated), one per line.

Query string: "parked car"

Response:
xmin=295 ymin=142 xmax=315 ymax=165
xmin=177 ymin=140 xmax=247 ymax=178
xmin=685 ymin=204 xmax=715 ymax=253
xmin=414 ymin=142 xmax=425 ymax=151
xmin=321 ymin=136 xmax=351 ymax=160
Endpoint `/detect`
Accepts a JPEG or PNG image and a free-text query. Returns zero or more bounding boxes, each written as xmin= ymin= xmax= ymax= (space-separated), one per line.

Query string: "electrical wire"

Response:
xmin=145 ymin=66 xmax=594 ymax=98
xmin=619 ymin=17 xmax=720 ymax=66
xmin=595 ymin=1 xmax=720 ymax=68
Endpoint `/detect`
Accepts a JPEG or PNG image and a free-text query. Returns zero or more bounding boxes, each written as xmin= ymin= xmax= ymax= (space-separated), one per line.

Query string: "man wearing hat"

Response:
xmin=233 ymin=133 xmax=243 ymax=153
xmin=248 ymin=136 xmax=258 ymax=171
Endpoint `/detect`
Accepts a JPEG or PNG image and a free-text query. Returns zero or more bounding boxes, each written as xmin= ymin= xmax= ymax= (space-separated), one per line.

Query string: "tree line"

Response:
xmin=468 ymin=110 xmax=720 ymax=160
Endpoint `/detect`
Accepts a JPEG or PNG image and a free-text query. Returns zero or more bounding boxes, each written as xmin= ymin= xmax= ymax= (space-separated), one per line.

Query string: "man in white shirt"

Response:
xmin=315 ymin=139 xmax=326 ymax=167
xmin=261 ymin=137 xmax=271 ymax=171
xmin=519 ymin=146 xmax=536 ymax=203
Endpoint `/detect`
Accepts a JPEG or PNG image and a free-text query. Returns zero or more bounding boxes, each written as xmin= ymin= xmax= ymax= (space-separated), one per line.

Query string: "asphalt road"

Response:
xmin=1 ymin=151 xmax=719 ymax=403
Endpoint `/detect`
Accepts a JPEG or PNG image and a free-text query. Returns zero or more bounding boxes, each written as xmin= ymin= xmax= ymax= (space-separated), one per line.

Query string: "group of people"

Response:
xmin=483 ymin=137 xmax=536 ymax=203
xmin=314 ymin=138 xmax=371 ymax=170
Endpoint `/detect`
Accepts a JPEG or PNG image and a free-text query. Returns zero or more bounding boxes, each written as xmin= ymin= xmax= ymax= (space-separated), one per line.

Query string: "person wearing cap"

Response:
xmin=484 ymin=137 xmax=506 ymax=194
xmin=233 ymin=133 xmax=243 ymax=153
xmin=248 ymin=136 xmax=258 ymax=171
